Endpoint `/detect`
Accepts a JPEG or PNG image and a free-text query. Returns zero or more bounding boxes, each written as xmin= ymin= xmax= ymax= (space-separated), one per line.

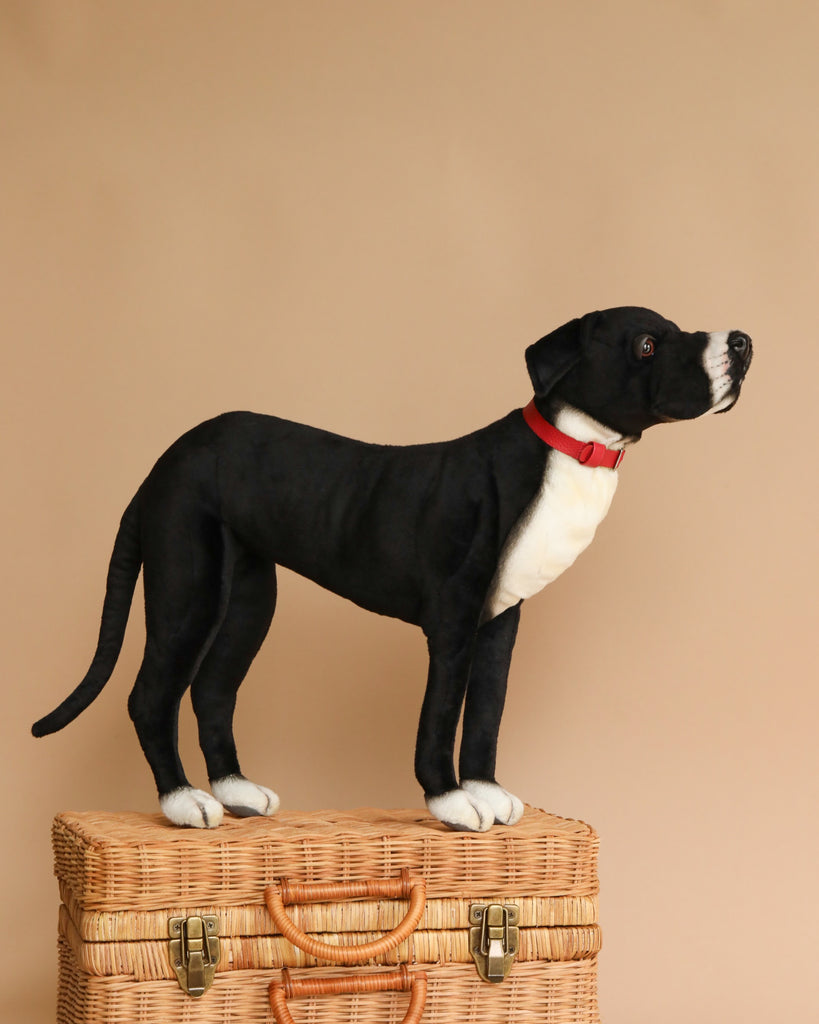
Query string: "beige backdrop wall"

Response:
xmin=2 ymin=3 xmax=817 ymax=1022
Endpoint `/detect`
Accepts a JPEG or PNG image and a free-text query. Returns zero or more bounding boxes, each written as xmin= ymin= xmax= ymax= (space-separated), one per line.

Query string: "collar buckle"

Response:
xmin=578 ymin=440 xmax=617 ymax=469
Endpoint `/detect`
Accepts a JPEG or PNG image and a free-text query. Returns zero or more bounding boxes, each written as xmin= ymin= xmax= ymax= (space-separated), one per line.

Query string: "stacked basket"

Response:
xmin=53 ymin=806 xmax=601 ymax=1023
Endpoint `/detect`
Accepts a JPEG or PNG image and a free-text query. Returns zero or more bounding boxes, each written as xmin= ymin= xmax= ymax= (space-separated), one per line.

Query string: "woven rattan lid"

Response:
xmin=53 ymin=806 xmax=599 ymax=913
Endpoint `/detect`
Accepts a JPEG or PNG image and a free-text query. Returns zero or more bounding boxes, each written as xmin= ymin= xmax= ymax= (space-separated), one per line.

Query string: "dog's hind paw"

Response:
xmin=211 ymin=775 xmax=280 ymax=818
xmin=426 ymin=788 xmax=495 ymax=832
xmin=160 ymin=787 xmax=225 ymax=829
xmin=460 ymin=780 xmax=525 ymax=826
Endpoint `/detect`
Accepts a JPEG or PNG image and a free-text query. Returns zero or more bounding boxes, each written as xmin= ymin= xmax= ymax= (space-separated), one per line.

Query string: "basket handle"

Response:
xmin=264 ymin=868 xmax=426 ymax=965
xmin=269 ymin=966 xmax=427 ymax=1024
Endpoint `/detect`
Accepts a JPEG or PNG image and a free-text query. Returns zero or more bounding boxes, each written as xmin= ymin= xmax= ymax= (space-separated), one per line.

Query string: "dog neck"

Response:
xmin=549 ymin=401 xmax=633 ymax=452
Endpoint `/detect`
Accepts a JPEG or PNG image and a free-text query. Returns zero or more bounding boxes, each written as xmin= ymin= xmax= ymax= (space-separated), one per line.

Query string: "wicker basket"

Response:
xmin=53 ymin=805 xmax=601 ymax=1023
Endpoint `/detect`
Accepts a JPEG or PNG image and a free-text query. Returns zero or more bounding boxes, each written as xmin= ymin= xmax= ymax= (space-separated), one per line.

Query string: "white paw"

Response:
xmin=160 ymin=787 xmax=224 ymax=829
xmin=211 ymin=775 xmax=280 ymax=818
xmin=426 ymin=788 xmax=495 ymax=832
xmin=461 ymin=780 xmax=525 ymax=826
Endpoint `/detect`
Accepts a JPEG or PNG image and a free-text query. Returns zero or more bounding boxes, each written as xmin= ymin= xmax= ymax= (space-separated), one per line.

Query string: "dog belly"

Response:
xmin=484 ymin=451 xmax=618 ymax=619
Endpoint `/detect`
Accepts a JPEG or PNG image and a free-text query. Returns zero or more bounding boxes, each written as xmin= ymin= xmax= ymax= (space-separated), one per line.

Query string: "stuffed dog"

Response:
xmin=33 ymin=307 xmax=752 ymax=831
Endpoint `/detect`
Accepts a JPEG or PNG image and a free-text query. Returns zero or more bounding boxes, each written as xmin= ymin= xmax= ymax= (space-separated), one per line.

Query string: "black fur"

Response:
xmin=33 ymin=307 xmax=752 ymax=823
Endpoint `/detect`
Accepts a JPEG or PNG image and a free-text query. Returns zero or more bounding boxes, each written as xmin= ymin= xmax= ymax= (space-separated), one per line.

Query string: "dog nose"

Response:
xmin=728 ymin=331 xmax=751 ymax=356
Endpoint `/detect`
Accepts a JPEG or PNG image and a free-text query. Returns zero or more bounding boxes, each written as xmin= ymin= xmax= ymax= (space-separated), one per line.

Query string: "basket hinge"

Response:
xmin=168 ymin=915 xmax=220 ymax=997
xmin=468 ymin=903 xmax=520 ymax=983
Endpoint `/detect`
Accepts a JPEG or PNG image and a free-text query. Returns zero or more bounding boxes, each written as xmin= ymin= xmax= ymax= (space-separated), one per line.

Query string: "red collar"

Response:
xmin=522 ymin=399 xmax=625 ymax=470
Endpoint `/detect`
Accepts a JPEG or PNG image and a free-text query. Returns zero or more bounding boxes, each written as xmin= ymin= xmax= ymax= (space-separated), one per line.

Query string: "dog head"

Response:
xmin=525 ymin=306 xmax=753 ymax=438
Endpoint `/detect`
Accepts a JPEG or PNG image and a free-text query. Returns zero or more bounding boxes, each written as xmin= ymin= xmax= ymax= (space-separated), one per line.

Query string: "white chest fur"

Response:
xmin=483 ymin=406 xmax=624 ymax=620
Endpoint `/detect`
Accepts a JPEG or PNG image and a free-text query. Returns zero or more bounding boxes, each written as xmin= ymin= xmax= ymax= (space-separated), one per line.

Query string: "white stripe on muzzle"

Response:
xmin=702 ymin=331 xmax=736 ymax=413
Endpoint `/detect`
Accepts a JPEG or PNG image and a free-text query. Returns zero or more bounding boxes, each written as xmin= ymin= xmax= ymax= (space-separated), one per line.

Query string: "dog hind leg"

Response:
xmin=131 ymin=645 xmax=227 ymax=829
xmin=129 ymin=514 xmax=230 ymax=828
xmin=191 ymin=550 xmax=280 ymax=818
xmin=459 ymin=603 xmax=525 ymax=826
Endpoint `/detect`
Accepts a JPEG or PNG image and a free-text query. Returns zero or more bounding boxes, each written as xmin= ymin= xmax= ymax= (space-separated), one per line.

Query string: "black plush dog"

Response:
xmin=33 ymin=307 xmax=752 ymax=831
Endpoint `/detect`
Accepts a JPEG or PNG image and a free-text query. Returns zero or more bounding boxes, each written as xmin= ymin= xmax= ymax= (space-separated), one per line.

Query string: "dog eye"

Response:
xmin=633 ymin=334 xmax=656 ymax=359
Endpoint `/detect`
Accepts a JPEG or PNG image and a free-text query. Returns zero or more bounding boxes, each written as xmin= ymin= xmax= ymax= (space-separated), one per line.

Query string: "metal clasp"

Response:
xmin=169 ymin=915 xmax=220 ymax=997
xmin=468 ymin=903 xmax=519 ymax=983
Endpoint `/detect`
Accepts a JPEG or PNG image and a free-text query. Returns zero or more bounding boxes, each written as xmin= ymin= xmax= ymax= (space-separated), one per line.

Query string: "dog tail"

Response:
xmin=31 ymin=495 xmax=142 ymax=737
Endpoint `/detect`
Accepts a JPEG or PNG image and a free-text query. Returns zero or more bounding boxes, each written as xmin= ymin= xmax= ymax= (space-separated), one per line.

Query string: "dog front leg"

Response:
xmin=459 ymin=603 xmax=525 ymax=826
xmin=415 ymin=637 xmax=495 ymax=832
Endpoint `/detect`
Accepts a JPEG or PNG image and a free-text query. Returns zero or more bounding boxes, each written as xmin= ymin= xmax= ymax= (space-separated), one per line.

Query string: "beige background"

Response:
xmin=2 ymin=2 xmax=817 ymax=1021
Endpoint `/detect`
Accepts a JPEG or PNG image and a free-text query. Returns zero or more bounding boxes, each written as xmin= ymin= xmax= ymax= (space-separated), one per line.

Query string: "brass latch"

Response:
xmin=469 ymin=903 xmax=519 ymax=983
xmin=168 ymin=915 xmax=220 ymax=997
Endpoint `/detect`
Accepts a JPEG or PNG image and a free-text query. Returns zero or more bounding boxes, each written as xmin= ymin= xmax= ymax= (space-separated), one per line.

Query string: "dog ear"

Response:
xmin=525 ymin=312 xmax=598 ymax=396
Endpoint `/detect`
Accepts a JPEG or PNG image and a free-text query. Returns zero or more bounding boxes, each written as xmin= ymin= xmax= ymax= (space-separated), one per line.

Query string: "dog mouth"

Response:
xmin=707 ymin=370 xmax=749 ymax=415
xmin=710 ymin=390 xmax=740 ymax=415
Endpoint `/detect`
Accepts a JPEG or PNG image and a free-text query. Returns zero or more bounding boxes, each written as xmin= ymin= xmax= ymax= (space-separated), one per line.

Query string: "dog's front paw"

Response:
xmin=460 ymin=780 xmax=525 ymax=826
xmin=426 ymin=788 xmax=495 ymax=832
xmin=160 ymin=787 xmax=225 ymax=828
xmin=211 ymin=775 xmax=280 ymax=818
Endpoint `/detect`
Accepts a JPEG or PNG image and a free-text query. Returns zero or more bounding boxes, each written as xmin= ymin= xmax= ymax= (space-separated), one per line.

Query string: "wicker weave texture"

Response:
xmin=60 ymin=881 xmax=599 ymax=942
xmin=57 ymin=940 xmax=601 ymax=1024
xmin=59 ymin=903 xmax=602 ymax=979
xmin=53 ymin=807 xmax=599 ymax=913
